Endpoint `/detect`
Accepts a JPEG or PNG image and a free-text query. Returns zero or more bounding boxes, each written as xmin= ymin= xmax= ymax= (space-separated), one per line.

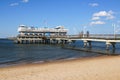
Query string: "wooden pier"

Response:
xmin=15 ymin=25 xmax=68 ymax=44
xmin=15 ymin=35 xmax=120 ymax=50
xmin=15 ymin=36 xmax=68 ymax=44
xmin=69 ymin=38 xmax=120 ymax=50
xmin=15 ymin=25 xmax=120 ymax=52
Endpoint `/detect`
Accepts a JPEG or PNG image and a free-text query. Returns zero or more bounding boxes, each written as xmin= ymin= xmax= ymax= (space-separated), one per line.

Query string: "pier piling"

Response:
xmin=106 ymin=42 xmax=116 ymax=50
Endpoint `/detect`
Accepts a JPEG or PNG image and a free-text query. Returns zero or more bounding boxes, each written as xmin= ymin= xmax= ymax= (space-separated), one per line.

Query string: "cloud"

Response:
xmin=10 ymin=3 xmax=19 ymax=6
xmin=91 ymin=16 xmax=100 ymax=20
xmin=89 ymin=3 xmax=99 ymax=7
xmin=93 ymin=10 xmax=115 ymax=20
xmin=22 ymin=0 xmax=29 ymax=3
xmin=10 ymin=0 xmax=29 ymax=7
xmin=90 ymin=21 xmax=105 ymax=26
xmin=89 ymin=10 xmax=116 ymax=26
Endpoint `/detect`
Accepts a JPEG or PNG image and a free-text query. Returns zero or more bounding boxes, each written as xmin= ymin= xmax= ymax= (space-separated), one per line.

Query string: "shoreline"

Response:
xmin=1 ymin=55 xmax=120 ymax=80
xmin=0 ymin=54 xmax=102 ymax=68
xmin=0 ymin=52 xmax=102 ymax=68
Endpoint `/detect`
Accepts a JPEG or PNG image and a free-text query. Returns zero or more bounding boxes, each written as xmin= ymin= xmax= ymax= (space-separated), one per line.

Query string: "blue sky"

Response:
xmin=0 ymin=0 xmax=120 ymax=38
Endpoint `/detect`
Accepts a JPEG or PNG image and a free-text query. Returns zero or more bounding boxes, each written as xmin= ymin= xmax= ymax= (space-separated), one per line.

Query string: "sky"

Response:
xmin=0 ymin=0 xmax=120 ymax=38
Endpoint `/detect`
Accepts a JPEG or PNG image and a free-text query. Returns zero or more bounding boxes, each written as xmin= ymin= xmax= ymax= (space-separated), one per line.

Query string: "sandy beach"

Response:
xmin=0 ymin=56 xmax=120 ymax=80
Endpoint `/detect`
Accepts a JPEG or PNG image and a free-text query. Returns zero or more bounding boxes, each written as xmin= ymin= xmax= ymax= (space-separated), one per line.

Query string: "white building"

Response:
xmin=18 ymin=25 xmax=68 ymax=37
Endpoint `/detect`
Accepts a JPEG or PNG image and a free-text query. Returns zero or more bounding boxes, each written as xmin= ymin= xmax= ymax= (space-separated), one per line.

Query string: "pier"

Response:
xmin=15 ymin=25 xmax=120 ymax=52
xmin=69 ymin=38 xmax=120 ymax=50
xmin=15 ymin=25 xmax=68 ymax=44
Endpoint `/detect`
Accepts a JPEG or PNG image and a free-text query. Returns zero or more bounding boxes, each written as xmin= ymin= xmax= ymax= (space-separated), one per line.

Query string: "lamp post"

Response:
xmin=112 ymin=24 xmax=116 ymax=39
xmin=83 ymin=26 xmax=86 ymax=38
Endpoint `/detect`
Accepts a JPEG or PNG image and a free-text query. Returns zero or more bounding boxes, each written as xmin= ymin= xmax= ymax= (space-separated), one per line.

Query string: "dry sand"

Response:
xmin=0 ymin=56 xmax=120 ymax=80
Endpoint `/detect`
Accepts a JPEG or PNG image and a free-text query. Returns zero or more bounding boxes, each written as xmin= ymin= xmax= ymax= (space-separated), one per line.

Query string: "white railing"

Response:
xmin=18 ymin=26 xmax=68 ymax=33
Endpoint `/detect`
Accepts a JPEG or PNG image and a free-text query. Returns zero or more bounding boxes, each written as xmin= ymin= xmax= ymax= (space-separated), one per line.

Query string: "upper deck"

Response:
xmin=18 ymin=25 xmax=68 ymax=33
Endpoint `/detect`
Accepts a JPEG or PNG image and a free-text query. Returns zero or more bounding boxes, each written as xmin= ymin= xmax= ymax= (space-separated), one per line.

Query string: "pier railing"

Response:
xmin=67 ymin=34 xmax=120 ymax=40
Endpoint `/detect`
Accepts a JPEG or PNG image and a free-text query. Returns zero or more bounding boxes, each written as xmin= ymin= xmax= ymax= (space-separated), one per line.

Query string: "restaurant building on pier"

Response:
xmin=16 ymin=25 xmax=68 ymax=44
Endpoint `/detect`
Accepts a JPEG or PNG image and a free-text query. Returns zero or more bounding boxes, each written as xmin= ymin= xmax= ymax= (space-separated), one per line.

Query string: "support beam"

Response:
xmin=106 ymin=42 xmax=111 ymax=50
xmin=111 ymin=42 xmax=116 ymax=49
xmin=83 ymin=40 xmax=88 ymax=48
xmin=106 ymin=42 xmax=116 ymax=50
xmin=88 ymin=41 xmax=92 ymax=48
xmin=83 ymin=40 xmax=92 ymax=48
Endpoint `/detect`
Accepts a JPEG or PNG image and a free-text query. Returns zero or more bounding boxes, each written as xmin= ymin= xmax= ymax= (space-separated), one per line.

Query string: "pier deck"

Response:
xmin=69 ymin=37 xmax=120 ymax=50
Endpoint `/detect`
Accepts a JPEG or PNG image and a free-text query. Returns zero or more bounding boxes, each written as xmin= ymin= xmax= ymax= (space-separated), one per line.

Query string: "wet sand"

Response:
xmin=0 ymin=56 xmax=120 ymax=80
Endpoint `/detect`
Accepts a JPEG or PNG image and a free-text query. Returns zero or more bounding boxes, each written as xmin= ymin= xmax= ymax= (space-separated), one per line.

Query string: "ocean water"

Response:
xmin=0 ymin=39 xmax=119 ymax=67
